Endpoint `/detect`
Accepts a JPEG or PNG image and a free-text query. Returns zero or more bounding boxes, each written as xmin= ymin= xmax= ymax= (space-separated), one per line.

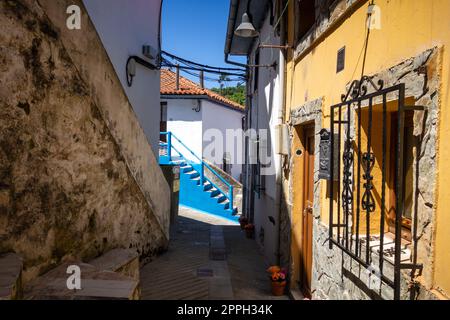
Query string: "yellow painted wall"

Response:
xmin=285 ymin=0 xmax=450 ymax=297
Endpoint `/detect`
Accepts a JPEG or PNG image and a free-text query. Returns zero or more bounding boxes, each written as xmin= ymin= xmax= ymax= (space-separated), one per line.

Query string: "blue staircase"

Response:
xmin=159 ymin=132 xmax=239 ymax=222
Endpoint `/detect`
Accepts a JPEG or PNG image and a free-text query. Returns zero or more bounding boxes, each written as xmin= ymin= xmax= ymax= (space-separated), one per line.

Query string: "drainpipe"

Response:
xmin=158 ymin=0 xmax=163 ymax=67
xmin=175 ymin=64 xmax=180 ymax=90
xmin=242 ymin=57 xmax=252 ymax=222
xmin=200 ymin=70 xmax=205 ymax=89
xmin=274 ymin=0 xmax=287 ymax=266
xmin=225 ymin=53 xmax=249 ymax=69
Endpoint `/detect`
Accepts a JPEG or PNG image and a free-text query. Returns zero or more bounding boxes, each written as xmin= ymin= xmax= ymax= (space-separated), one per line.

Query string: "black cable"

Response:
xmin=179 ymin=68 xmax=245 ymax=84
xmin=162 ymin=62 xmax=246 ymax=78
xmin=161 ymin=58 xmax=245 ymax=77
xmin=161 ymin=56 xmax=246 ymax=80
xmin=162 ymin=50 xmax=246 ymax=72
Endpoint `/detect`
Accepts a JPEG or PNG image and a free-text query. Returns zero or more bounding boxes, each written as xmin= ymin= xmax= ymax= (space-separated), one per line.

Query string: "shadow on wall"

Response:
xmin=0 ymin=0 xmax=168 ymax=283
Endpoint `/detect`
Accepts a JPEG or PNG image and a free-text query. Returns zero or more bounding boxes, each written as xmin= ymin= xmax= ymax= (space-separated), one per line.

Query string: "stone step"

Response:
xmin=89 ymin=248 xmax=139 ymax=281
xmin=0 ymin=253 xmax=23 ymax=300
xmin=24 ymin=262 xmax=139 ymax=300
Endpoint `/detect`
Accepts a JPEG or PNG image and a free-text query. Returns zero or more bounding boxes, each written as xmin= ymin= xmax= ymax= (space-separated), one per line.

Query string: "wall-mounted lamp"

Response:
xmin=126 ymin=45 xmax=158 ymax=87
xmin=234 ymin=0 xmax=259 ymax=38
xmin=235 ymin=13 xmax=259 ymax=38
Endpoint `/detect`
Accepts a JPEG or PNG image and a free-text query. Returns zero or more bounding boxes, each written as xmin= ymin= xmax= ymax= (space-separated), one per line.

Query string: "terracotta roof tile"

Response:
xmin=160 ymin=69 xmax=245 ymax=111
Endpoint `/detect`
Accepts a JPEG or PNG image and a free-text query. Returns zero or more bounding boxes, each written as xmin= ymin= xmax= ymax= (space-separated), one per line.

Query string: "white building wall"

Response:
xmin=248 ymin=10 xmax=282 ymax=265
xmin=201 ymin=100 xmax=244 ymax=181
xmin=165 ymin=98 xmax=203 ymax=163
xmin=83 ymin=0 xmax=161 ymax=154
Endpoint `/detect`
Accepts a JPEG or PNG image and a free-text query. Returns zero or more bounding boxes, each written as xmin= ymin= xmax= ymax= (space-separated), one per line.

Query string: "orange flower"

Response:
xmin=267 ymin=266 xmax=281 ymax=274
xmin=271 ymin=273 xmax=280 ymax=281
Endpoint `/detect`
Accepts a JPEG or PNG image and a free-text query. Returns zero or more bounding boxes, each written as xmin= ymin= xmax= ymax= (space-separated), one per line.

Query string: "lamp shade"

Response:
xmin=234 ymin=13 xmax=259 ymax=38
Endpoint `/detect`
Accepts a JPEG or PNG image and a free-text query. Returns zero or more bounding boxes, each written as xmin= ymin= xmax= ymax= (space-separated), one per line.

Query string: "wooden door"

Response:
xmin=300 ymin=126 xmax=315 ymax=298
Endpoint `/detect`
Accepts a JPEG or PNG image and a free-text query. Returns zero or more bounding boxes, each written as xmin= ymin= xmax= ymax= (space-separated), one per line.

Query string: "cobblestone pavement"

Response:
xmin=140 ymin=206 xmax=290 ymax=300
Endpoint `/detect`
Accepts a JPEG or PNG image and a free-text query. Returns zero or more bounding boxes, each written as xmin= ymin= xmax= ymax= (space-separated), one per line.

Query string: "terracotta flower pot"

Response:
xmin=240 ymin=221 xmax=246 ymax=230
xmin=245 ymin=229 xmax=254 ymax=239
xmin=271 ymin=281 xmax=286 ymax=296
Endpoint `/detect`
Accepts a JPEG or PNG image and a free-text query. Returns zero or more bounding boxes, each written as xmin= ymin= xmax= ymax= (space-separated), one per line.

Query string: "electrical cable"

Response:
xmin=162 ymin=50 xmax=246 ymax=72
xmin=161 ymin=56 xmax=245 ymax=77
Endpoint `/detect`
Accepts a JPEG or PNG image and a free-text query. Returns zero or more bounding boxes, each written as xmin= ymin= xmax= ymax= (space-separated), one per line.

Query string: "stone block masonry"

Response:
xmin=0 ymin=0 xmax=170 ymax=284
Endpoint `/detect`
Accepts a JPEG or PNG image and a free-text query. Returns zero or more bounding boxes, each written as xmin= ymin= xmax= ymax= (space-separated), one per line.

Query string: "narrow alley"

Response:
xmin=1 ymin=0 xmax=450 ymax=309
xmin=141 ymin=207 xmax=289 ymax=300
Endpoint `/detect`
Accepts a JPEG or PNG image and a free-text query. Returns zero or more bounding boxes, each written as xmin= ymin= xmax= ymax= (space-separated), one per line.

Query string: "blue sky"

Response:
xmin=162 ymin=0 xmax=246 ymax=89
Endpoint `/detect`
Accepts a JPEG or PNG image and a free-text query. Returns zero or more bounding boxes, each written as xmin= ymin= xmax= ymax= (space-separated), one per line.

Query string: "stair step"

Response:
xmin=210 ymin=189 xmax=221 ymax=197
xmin=89 ymin=249 xmax=139 ymax=281
xmin=217 ymin=195 xmax=228 ymax=203
xmin=181 ymin=165 xmax=193 ymax=173
xmin=203 ymin=183 xmax=213 ymax=191
xmin=24 ymin=262 xmax=139 ymax=300
xmin=187 ymin=171 xmax=200 ymax=179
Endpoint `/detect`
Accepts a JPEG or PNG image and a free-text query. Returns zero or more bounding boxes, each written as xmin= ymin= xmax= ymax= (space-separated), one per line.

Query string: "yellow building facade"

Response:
xmin=283 ymin=0 xmax=449 ymax=300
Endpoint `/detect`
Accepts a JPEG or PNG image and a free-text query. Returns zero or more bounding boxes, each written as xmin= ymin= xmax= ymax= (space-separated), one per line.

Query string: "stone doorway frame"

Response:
xmin=288 ymin=98 xmax=323 ymax=295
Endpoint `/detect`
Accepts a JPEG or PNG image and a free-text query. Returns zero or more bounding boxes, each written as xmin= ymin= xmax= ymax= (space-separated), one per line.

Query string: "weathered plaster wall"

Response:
xmin=0 ymin=0 xmax=169 ymax=283
xmin=40 ymin=0 xmax=171 ymax=237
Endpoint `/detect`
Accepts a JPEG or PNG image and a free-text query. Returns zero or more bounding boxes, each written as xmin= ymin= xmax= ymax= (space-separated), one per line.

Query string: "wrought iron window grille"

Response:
xmin=328 ymin=76 xmax=424 ymax=300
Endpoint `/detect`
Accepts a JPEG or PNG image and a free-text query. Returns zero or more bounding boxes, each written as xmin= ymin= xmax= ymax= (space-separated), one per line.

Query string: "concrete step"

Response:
xmin=217 ymin=195 xmax=228 ymax=203
xmin=181 ymin=165 xmax=193 ymax=173
xmin=186 ymin=171 xmax=200 ymax=179
xmin=89 ymin=248 xmax=139 ymax=281
xmin=24 ymin=249 xmax=140 ymax=300
xmin=210 ymin=189 xmax=221 ymax=197
xmin=203 ymin=182 xmax=213 ymax=191
xmin=172 ymin=160 xmax=186 ymax=167
xmin=0 ymin=253 xmax=23 ymax=300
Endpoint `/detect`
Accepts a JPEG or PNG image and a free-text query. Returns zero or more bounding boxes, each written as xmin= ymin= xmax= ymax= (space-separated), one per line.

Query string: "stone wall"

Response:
xmin=0 ymin=0 xmax=169 ymax=283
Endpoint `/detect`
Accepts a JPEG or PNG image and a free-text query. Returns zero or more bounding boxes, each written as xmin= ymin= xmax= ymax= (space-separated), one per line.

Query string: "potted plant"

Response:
xmin=267 ymin=266 xmax=287 ymax=296
xmin=238 ymin=216 xmax=248 ymax=230
xmin=244 ymin=223 xmax=255 ymax=239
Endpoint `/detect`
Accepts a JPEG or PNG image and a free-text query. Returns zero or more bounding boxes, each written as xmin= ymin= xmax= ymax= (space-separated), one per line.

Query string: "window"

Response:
xmin=388 ymin=112 xmax=415 ymax=241
xmin=160 ymin=102 xmax=168 ymax=142
xmin=295 ymin=0 xmax=316 ymax=42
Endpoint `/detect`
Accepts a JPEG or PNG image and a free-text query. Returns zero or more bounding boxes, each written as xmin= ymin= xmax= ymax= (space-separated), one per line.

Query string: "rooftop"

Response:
xmin=160 ymin=69 xmax=245 ymax=111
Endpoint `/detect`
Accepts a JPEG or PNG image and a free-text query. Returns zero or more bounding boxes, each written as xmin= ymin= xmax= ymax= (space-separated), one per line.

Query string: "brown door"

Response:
xmin=300 ymin=125 xmax=315 ymax=298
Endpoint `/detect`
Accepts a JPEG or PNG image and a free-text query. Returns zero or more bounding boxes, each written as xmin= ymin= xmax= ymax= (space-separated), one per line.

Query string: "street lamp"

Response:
xmin=234 ymin=0 xmax=259 ymax=38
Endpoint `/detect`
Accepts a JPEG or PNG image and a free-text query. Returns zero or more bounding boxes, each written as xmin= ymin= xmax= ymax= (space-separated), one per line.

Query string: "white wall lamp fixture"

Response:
xmin=126 ymin=45 xmax=158 ymax=87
